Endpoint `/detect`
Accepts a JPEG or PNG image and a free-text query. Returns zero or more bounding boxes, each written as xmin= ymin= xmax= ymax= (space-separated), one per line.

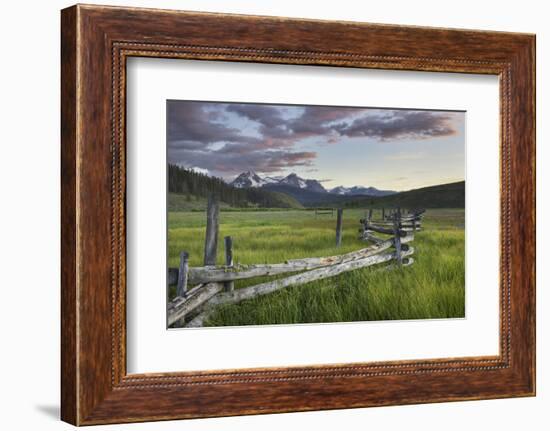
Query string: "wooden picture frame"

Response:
xmin=61 ymin=4 xmax=535 ymax=425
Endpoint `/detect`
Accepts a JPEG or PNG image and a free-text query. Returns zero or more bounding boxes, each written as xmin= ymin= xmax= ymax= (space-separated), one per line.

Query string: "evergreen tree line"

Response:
xmin=168 ymin=164 xmax=301 ymax=208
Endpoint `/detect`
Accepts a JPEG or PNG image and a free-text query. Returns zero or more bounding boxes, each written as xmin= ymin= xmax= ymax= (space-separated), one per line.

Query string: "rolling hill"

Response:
xmin=265 ymin=181 xmax=464 ymax=209
xmin=263 ymin=184 xmax=349 ymax=206
xmin=343 ymin=181 xmax=465 ymax=209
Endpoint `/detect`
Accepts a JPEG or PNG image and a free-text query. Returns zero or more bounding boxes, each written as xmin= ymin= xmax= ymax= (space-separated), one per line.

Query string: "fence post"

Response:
xmin=335 ymin=208 xmax=343 ymax=247
xmin=224 ymin=236 xmax=234 ymax=292
xmin=393 ymin=211 xmax=402 ymax=266
xmin=177 ymin=251 xmax=189 ymax=297
xmin=397 ymin=207 xmax=402 ymax=228
xmin=382 ymin=207 xmax=385 ymax=220
xmin=204 ymin=195 xmax=219 ymax=266
xmin=368 ymin=208 xmax=373 ymax=221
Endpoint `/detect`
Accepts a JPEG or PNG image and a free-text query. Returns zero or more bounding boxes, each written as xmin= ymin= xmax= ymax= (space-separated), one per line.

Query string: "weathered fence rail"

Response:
xmin=204 ymin=247 xmax=415 ymax=308
xmin=314 ymin=207 xmax=334 ymax=217
xmin=167 ymin=282 xmax=224 ymax=327
xmin=169 ymin=235 xmax=414 ymax=285
xmin=167 ymin=202 xmax=425 ymax=328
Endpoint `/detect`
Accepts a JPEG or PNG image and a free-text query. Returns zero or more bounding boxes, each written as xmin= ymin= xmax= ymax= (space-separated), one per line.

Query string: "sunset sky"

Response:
xmin=167 ymin=100 xmax=465 ymax=191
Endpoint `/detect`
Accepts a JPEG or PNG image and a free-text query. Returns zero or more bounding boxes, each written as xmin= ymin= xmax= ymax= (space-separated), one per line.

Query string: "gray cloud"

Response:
xmin=167 ymin=102 xmax=261 ymax=147
xmin=333 ymin=110 xmax=458 ymax=140
xmin=288 ymin=106 xmax=358 ymax=135
xmin=226 ymin=104 xmax=287 ymax=129
xmin=167 ymin=101 xmax=461 ymax=178
xmin=168 ymin=147 xmax=316 ymax=174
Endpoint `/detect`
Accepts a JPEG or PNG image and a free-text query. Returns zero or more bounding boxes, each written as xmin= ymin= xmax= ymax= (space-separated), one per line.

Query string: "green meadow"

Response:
xmin=168 ymin=207 xmax=465 ymax=327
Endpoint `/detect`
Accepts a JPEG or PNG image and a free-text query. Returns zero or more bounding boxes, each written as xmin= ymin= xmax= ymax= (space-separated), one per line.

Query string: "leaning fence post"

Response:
xmin=224 ymin=236 xmax=234 ymax=292
xmin=393 ymin=212 xmax=402 ymax=266
xmin=177 ymin=251 xmax=189 ymax=297
xmin=204 ymin=195 xmax=219 ymax=266
xmin=335 ymin=208 xmax=343 ymax=247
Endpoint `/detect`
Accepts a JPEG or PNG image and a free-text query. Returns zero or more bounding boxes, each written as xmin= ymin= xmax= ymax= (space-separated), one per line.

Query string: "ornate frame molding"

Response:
xmin=61 ymin=5 xmax=535 ymax=425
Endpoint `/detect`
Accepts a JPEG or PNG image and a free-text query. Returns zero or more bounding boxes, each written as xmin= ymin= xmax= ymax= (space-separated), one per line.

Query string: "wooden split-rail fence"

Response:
xmin=167 ymin=198 xmax=425 ymax=328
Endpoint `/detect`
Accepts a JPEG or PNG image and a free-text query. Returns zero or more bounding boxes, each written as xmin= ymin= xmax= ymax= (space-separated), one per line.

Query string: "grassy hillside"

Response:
xmin=264 ymin=184 xmax=349 ymax=206
xmin=344 ymin=181 xmax=465 ymax=209
xmin=265 ymin=181 xmax=465 ymax=209
xmin=168 ymin=192 xmax=304 ymax=211
xmin=262 ymin=190 xmax=304 ymax=209
xmin=168 ymin=193 xmax=230 ymax=212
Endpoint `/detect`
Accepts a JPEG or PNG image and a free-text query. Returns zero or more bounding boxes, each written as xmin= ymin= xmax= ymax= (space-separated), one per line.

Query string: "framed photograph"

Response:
xmin=163 ymin=100 xmax=464 ymax=330
xmin=61 ymin=4 xmax=535 ymax=425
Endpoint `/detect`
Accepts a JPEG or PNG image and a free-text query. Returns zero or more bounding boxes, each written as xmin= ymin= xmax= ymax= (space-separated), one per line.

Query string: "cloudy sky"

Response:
xmin=167 ymin=100 xmax=465 ymax=191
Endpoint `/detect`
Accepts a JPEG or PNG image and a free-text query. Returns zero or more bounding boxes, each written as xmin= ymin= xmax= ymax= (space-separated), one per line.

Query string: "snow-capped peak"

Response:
xmin=279 ymin=173 xmax=307 ymax=189
xmin=230 ymin=171 xmax=329 ymax=193
xmin=329 ymin=185 xmax=396 ymax=197
xmin=263 ymin=175 xmax=283 ymax=184
xmin=230 ymin=171 xmax=267 ymax=188
xmin=330 ymin=186 xmax=351 ymax=195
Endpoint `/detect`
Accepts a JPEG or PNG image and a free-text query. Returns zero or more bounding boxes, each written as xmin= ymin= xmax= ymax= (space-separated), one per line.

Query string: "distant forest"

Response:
xmin=168 ymin=164 xmax=303 ymax=209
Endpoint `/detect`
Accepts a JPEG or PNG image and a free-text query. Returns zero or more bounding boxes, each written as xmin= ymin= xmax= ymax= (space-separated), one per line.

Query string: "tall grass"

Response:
xmin=167 ymin=208 xmax=465 ymax=326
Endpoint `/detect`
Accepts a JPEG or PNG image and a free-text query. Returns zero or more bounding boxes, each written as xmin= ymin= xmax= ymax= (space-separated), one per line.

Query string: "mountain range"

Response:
xmin=169 ymin=164 xmax=464 ymax=210
xmin=230 ymin=171 xmax=396 ymax=197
